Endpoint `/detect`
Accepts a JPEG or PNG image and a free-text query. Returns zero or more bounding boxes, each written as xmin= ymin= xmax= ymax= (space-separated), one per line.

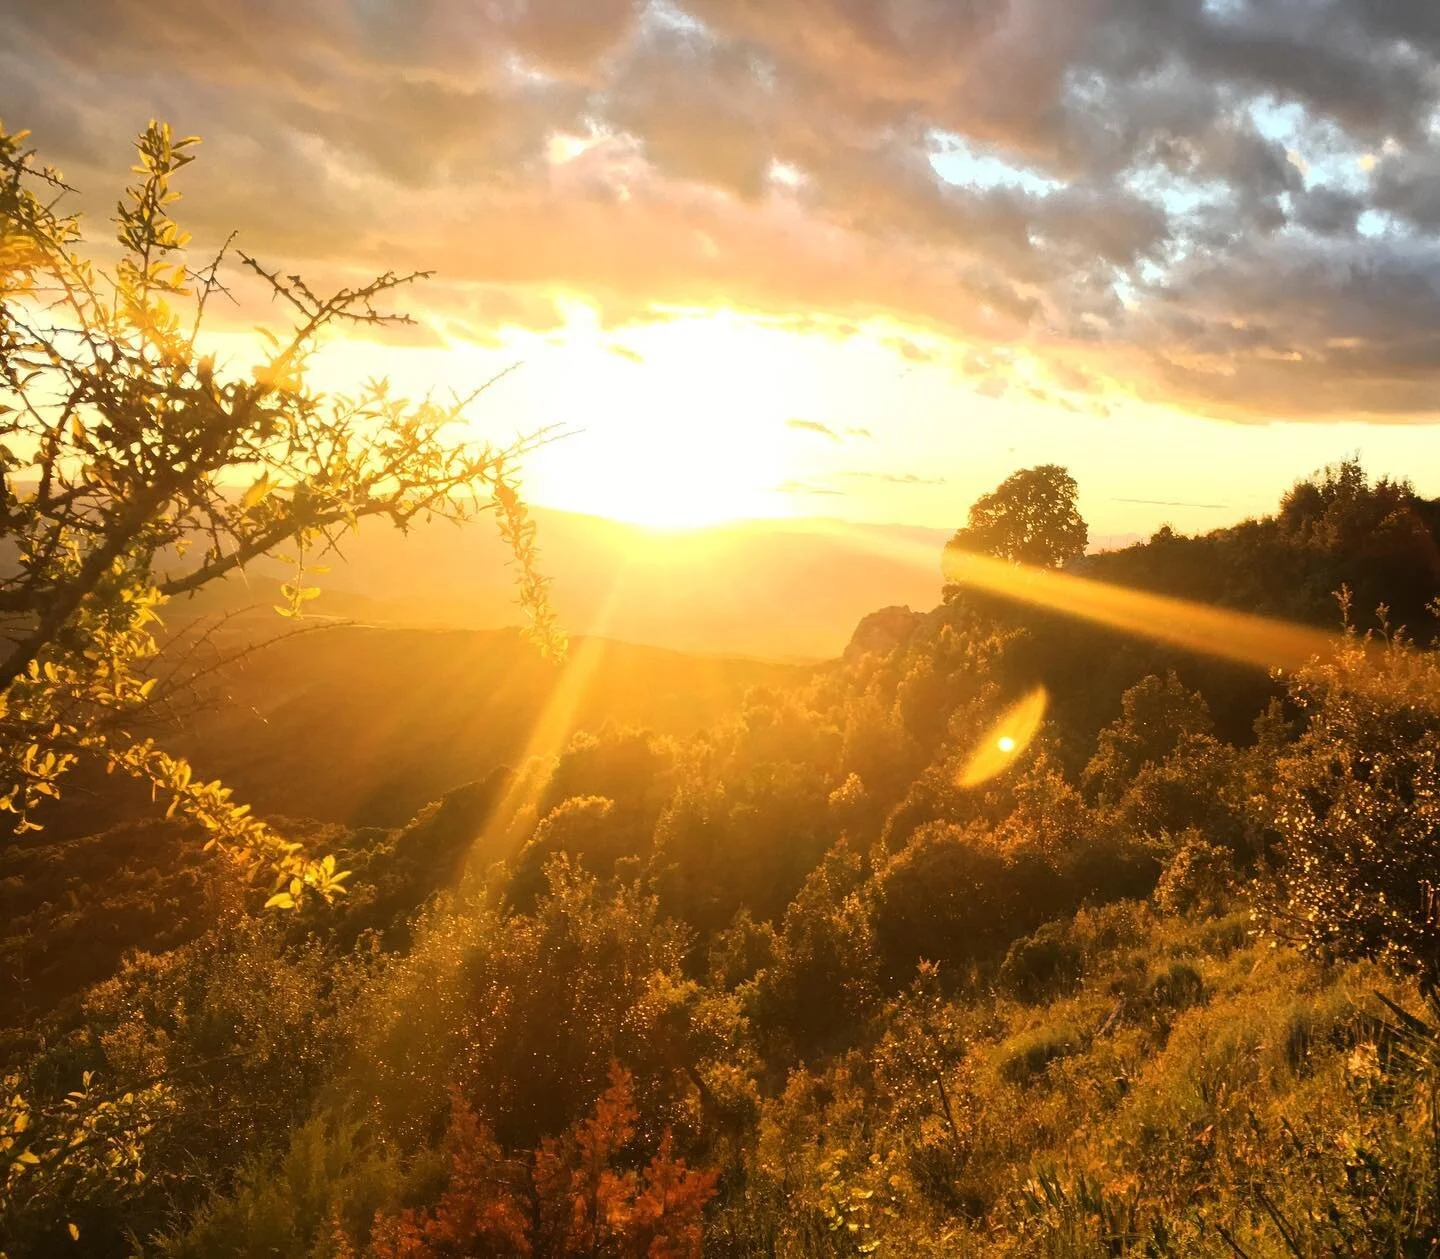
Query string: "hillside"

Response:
xmin=10 ymin=463 xmax=1440 ymax=1257
xmin=176 ymin=625 xmax=802 ymax=826
xmin=16 ymin=43 xmax=1440 ymax=1256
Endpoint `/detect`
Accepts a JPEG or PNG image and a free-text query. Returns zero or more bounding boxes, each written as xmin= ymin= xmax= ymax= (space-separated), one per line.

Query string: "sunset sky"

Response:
xmin=8 ymin=0 xmax=1440 ymax=538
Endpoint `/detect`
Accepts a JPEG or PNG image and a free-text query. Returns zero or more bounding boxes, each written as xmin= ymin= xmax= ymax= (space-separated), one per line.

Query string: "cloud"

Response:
xmin=1113 ymin=497 xmax=1229 ymax=510
xmin=1292 ymin=186 xmax=1365 ymax=237
xmin=848 ymin=471 xmax=947 ymax=485
xmin=784 ymin=419 xmax=876 ymax=443
xmin=9 ymin=0 xmax=1440 ymax=417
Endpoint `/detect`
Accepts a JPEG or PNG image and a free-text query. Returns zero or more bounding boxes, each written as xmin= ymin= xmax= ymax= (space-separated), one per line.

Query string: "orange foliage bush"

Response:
xmin=357 ymin=1064 xmax=716 ymax=1259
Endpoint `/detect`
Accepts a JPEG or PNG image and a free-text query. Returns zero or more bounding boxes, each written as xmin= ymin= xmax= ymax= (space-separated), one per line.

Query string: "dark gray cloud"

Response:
xmin=8 ymin=0 xmax=1440 ymax=417
xmin=1293 ymin=186 xmax=1366 ymax=237
xmin=1373 ymin=151 xmax=1440 ymax=230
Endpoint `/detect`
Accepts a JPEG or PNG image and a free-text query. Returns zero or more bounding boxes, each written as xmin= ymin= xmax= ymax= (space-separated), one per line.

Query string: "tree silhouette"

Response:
xmin=943 ymin=465 xmax=1087 ymax=591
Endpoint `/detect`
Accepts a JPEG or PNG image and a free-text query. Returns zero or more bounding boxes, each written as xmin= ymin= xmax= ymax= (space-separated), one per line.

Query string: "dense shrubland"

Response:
xmin=9 ymin=455 xmax=1440 ymax=1257
xmin=7 ymin=121 xmax=1440 ymax=1256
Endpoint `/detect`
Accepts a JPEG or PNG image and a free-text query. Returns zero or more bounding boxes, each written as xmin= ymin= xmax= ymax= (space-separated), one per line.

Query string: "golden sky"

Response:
xmin=9 ymin=0 xmax=1440 ymax=534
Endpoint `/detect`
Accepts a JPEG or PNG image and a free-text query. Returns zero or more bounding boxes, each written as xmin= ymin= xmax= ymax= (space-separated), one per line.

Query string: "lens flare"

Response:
xmin=941 ymin=547 xmax=1344 ymax=674
xmin=958 ymin=685 xmax=1048 ymax=787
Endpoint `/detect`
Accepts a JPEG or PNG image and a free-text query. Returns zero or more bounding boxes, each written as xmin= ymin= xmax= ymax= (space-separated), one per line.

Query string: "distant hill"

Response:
xmin=164 ymin=508 xmax=952 ymax=662
xmin=172 ymin=625 xmax=801 ymax=826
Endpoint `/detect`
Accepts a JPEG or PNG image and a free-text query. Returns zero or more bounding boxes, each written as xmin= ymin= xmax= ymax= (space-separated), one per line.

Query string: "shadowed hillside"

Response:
xmin=175 ymin=626 xmax=803 ymax=826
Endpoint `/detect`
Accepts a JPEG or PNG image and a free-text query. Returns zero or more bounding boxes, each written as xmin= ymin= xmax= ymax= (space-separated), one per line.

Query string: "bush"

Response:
xmin=0 ymin=119 xmax=558 ymax=903
xmin=1154 ymin=832 xmax=1236 ymax=916
xmin=1194 ymin=911 xmax=1251 ymax=958
xmin=997 ymin=1023 xmax=1084 ymax=1086
xmin=1266 ymin=632 xmax=1440 ymax=985
xmin=998 ymin=923 xmax=1084 ymax=1005
xmin=869 ymin=823 xmax=1020 ymax=984
xmin=1146 ymin=960 xmax=1205 ymax=1012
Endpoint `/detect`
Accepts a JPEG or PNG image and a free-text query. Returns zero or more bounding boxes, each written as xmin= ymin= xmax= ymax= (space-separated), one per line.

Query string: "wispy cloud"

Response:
xmin=785 ymin=418 xmax=843 ymax=441
xmin=1113 ymin=497 xmax=1230 ymax=510
xmin=776 ymin=478 xmax=845 ymax=496
xmin=848 ymin=471 xmax=947 ymax=486
xmin=785 ymin=419 xmax=874 ymax=442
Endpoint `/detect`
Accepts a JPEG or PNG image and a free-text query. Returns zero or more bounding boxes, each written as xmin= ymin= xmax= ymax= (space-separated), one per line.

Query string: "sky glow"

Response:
xmin=12 ymin=0 xmax=1440 ymax=533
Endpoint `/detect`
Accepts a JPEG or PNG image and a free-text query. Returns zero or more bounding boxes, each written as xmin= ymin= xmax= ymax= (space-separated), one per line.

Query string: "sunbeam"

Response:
xmin=940 ymin=547 xmax=1348 ymax=675
xmin=468 ymin=575 xmax=630 ymax=872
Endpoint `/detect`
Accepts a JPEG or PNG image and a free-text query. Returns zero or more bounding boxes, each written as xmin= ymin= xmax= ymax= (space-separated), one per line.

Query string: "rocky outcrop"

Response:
xmin=843 ymin=605 xmax=923 ymax=662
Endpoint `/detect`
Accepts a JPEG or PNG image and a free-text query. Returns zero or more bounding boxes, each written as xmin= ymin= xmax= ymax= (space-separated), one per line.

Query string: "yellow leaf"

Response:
xmin=241 ymin=475 xmax=273 ymax=510
xmin=69 ymin=1222 xmax=80 ymax=1241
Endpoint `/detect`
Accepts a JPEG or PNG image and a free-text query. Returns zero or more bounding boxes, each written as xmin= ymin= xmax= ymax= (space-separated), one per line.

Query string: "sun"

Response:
xmin=441 ymin=308 xmax=874 ymax=530
xmin=526 ymin=418 xmax=789 ymax=530
xmin=517 ymin=324 xmax=803 ymax=529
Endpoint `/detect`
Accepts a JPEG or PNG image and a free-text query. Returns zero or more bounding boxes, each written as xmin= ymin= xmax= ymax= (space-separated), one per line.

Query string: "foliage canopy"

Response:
xmin=944 ymin=464 xmax=1088 ymax=578
xmin=0 ymin=120 xmax=560 ymax=900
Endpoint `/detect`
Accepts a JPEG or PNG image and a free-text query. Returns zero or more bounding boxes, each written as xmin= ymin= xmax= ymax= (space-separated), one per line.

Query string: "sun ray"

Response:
xmin=939 ymin=547 xmax=1348 ymax=674
xmin=466 ymin=568 xmax=632 ymax=874
xmin=799 ymin=516 xmax=1353 ymax=677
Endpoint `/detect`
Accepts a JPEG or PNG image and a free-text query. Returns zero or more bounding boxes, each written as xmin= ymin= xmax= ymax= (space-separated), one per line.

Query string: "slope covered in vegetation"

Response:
xmin=8 ymin=462 xmax=1440 ymax=1257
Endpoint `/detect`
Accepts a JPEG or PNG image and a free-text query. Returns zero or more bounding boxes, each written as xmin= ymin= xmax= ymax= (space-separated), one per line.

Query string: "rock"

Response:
xmin=843 ymin=605 xmax=922 ymax=662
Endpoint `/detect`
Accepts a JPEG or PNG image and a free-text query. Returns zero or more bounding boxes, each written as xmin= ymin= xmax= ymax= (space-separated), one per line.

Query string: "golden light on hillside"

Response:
xmin=476 ymin=582 xmax=627 ymax=860
xmin=958 ymin=686 xmax=1049 ymax=787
